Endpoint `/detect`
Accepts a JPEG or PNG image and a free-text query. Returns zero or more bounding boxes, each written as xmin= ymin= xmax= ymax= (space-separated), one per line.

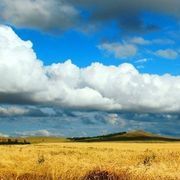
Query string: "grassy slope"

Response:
xmin=25 ymin=136 xmax=70 ymax=144
xmin=0 ymin=142 xmax=180 ymax=179
xmin=70 ymin=130 xmax=180 ymax=142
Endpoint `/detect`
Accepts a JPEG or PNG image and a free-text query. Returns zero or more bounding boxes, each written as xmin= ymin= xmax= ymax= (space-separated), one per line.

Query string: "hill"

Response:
xmin=1 ymin=130 xmax=179 ymax=144
xmin=70 ymin=130 xmax=180 ymax=142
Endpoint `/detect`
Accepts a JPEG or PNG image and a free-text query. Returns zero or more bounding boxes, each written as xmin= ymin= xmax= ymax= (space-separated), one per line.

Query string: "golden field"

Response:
xmin=0 ymin=142 xmax=180 ymax=180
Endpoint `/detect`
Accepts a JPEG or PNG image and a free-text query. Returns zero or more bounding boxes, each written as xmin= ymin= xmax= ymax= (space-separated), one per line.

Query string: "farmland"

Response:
xmin=0 ymin=142 xmax=179 ymax=179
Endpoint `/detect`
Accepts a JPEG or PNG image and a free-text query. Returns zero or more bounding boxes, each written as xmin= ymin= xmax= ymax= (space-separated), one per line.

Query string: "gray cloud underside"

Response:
xmin=0 ymin=107 xmax=180 ymax=137
xmin=72 ymin=0 xmax=180 ymax=33
xmin=0 ymin=0 xmax=179 ymax=32
xmin=1 ymin=25 xmax=180 ymax=114
xmin=0 ymin=0 xmax=79 ymax=32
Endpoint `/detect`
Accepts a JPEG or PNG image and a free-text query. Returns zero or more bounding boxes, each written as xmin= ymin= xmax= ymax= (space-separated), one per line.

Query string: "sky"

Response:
xmin=0 ymin=0 xmax=180 ymax=137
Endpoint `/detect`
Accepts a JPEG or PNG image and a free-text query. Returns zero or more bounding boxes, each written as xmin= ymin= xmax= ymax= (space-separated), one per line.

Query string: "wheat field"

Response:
xmin=0 ymin=142 xmax=180 ymax=180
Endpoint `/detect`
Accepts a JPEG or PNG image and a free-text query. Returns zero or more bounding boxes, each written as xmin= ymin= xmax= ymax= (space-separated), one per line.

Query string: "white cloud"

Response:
xmin=129 ymin=37 xmax=175 ymax=46
xmin=16 ymin=129 xmax=53 ymax=137
xmin=0 ymin=25 xmax=47 ymax=94
xmin=107 ymin=114 xmax=119 ymax=125
xmin=155 ymin=49 xmax=178 ymax=59
xmin=135 ymin=58 xmax=148 ymax=63
xmin=98 ymin=42 xmax=137 ymax=58
xmin=135 ymin=58 xmax=147 ymax=69
xmin=129 ymin=37 xmax=151 ymax=45
xmin=0 ymin=0 xmax=79 ymax=31
xmin=1 ymin=25 xmax=180 ymax=113
xmin=0 ymin=106 xmax=29 ymax=116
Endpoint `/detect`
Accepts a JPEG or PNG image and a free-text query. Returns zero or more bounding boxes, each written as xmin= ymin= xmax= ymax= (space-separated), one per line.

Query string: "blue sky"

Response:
xmin=13 ymin=11 xmax=180 ymax=75
xmin=0 ymin=0 xmax=180 ymax=137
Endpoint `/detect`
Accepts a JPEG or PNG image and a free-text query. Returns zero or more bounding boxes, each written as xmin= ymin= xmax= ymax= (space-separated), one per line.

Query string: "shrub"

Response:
xmin=83 ymin=169 xmax=130 ymax=180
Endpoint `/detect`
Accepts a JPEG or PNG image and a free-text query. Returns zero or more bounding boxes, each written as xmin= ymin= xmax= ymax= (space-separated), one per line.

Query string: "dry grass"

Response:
xmin=0 ymin=142 xmax=179 ymax=180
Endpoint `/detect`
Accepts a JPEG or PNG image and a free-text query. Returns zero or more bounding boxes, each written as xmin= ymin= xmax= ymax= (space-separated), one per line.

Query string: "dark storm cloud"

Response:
xmin=71 ymin=0 xmax=180 ymax=33
xmin=0 ymin=92 xmax=37 ymax=105
xmin=0 ymin=0 xmax=179 ymax=33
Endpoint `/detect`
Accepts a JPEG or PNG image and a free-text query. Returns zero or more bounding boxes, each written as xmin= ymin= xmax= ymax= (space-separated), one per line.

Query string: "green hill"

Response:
xmin=70 ymin=130 xmax=180 ymax=142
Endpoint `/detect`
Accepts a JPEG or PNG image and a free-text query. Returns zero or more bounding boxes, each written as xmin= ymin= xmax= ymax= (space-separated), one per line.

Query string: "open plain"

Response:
xmin=0 ymin=142 xmax=179 ymax=180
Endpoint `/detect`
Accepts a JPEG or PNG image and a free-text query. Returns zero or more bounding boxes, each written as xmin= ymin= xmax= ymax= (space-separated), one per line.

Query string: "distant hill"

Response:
xmin=0 ymin=136 xmax=70 ymax=144
xmin=1 ymin=130 xmax=179 ymax=144
xmin=70 ymin=130 xmax=180 ymax=142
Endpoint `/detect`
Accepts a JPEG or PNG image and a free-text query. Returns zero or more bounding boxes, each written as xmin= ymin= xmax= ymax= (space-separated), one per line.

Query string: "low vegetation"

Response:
xmin=25 ymin=136 xmax=69 ymax=144
xmin=0 ymin=137 xmax=30 ymax=145
xmin=70 ymin=130 xmax=180 ymax=142
xmin=0 ymin=142 xmax=179 ymax=179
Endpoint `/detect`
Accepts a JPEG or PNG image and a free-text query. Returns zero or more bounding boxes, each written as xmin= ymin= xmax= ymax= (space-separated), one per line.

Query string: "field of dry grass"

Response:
xmin=0 ymin=142 xmax=179 ymax=180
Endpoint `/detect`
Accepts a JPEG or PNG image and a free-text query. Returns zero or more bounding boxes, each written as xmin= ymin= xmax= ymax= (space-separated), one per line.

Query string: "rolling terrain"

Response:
xmin=0 ymin=131 xmax=179 ymax=179
xmin=0 ymin=142 xmax=180 ymax=179
xmin=70 ymin=130 xmax=180 ymax=142
xmin=0 ymin=130 xmax=179 ymax=144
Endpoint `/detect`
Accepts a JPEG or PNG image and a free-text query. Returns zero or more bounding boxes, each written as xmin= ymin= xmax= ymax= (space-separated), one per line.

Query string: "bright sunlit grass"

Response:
xmin=0 ymin=142 xmax=179 ymax=179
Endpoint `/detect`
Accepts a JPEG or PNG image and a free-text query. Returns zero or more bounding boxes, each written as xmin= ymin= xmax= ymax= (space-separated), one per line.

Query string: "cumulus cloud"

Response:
xmin=0 ymin=0 xmax=79 ymax=32
xmin=155 ymin=49 xmax=178 ymax=59
xmin=1 ymin=25 xmax=180 ymax=113
xmin=98 ymin=42 xmax=137 ymax=58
